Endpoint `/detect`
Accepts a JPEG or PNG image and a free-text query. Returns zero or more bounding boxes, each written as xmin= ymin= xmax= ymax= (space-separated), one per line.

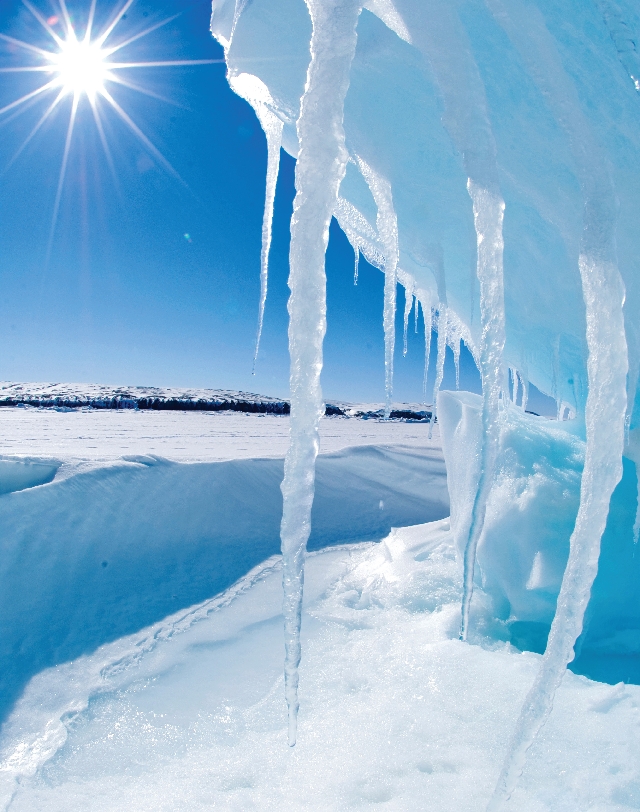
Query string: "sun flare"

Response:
xmin=0 ymin=0 xmax=222 ymax=259
xmin=53 ymin=37 xmax=109 ymax=99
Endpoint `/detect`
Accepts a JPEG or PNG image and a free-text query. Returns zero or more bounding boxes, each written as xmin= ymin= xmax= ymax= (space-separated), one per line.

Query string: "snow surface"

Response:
xmin=0 ymin=406 xmax=451 ymax=804
xmin=0 ymin=405 xmax=438 ymax=464
xmin=2 ymin=520 xmax=639 ymax=811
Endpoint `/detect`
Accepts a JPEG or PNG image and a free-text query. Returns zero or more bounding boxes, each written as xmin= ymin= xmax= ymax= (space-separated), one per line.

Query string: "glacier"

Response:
xmin=210 ymin=0 xmax=640 ymax=804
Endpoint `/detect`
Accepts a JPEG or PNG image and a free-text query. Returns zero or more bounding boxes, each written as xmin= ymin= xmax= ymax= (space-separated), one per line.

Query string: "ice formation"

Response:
xmin=211 ymin=0 xmax=640 ymax=798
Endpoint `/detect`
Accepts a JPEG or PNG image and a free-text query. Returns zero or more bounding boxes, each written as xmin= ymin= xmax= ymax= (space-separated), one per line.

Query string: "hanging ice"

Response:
xmin=356 ymin=155 xmax=399 ymax=419
xmin=429 ymin=305 xmax=446 ymax=435
xmin=267 ymin=0 xmax=363 ymax=747
xmin=211 ymin=0 xmax=640 ymax=796
xmin=418 ymin=292 xmax=432 ymax=403
xmin=402 ymin=277 xmax=414 ymax=357
xmin=253 ymin=114 xmax=283 ymax=370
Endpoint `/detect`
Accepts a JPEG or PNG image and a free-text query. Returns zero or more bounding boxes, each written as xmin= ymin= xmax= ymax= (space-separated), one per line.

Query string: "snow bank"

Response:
xmin=2 ymin=521 xmax=638 ymax=811
xmin=0 ymin=431 xmax=447 ymax=730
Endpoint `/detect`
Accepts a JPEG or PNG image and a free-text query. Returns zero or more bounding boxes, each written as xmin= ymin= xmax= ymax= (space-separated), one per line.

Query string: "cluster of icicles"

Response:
xmin=242 ymin=1 xmax=628 ymax=808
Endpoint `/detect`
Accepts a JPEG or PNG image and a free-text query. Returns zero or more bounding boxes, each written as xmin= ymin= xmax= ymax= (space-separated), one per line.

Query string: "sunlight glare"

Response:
xmin=53 ymin=37 xmax=108 ymax=99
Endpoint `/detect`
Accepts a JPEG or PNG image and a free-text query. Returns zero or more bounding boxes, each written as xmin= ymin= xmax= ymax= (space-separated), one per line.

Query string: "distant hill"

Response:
xmin=0 ymin=383 xmax=434 ymax=421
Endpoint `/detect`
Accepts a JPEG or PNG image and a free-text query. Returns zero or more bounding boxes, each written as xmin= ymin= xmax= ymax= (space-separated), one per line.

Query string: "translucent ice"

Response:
xmin=212 ymin=0 xmax=640 ymax=795
xmin=274 ymin=0 xmax=363 ymax=746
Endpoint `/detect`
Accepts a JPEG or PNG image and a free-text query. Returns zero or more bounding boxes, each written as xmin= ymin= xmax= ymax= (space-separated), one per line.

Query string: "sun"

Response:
xmin=0 ymin=0 xmax=222 ymax=259
xmin=53 ymin=36 xmax=109 ymax=99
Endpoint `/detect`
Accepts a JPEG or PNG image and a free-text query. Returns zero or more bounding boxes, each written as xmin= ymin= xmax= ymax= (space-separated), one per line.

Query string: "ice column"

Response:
xmin=485 ymin=0 xmax=628 ymax=805
xmin=429 ymin=305 xmax=447 ymax=439
xmin=253 ymin=114 xmax=283 ymax=369
xmin=451 ymin=330 xmax=461 ymax=390
xmin=357 ymin=156 xmax=399 ymax=419
xmin=402 ymin=280 xmax=414 ymax=356
xmin=280 ymin=0 xmax=363 ymax=747
xmin=459 ymin=182 xmax=506 ymax=641
xmin=420 ymin=293 xmax=432 ymax=403
xmin=634 ymin=466 xmax=640 ymax=544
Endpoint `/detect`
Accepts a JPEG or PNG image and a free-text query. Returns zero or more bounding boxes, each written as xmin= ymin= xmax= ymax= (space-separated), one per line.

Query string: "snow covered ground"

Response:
xmin=0 ymin=407 xmax=637 ymax=810
xmin=0 ymin=406 xmax=438 ymax=463
xmin=2 ymin=521 xmax=639 ymax=811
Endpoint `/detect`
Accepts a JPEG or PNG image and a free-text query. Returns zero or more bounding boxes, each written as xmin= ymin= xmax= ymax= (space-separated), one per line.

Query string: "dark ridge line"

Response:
xmin=0 ymin=396 xmax=434 ymax=421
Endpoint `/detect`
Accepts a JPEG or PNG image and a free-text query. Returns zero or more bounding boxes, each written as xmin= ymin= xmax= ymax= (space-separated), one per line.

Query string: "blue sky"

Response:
xmin=0 ymin=0 xmax=486 ymax=404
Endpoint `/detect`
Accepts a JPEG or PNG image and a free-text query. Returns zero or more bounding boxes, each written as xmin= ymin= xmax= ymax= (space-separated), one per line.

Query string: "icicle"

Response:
xmin=354 ymin=245 xmax=360 ymax=285
xmin=356 ymin=156 xmax=399 ymax=419
xmin=428 ymin=304 xmax=447 ymax=439
xmin=420 ymin=293 xmax=432 ymax=404
xmin=252 ymin=113 xmax=283 ymax=371
xmin=452 ymin=331 xmax=461 ymax=390
xmin=479 ymin=2 xmax=629 ymax=803
xmin=488 ymin=255 xmax=627 ymax=811
xmin=279 ymin=0 xmax=363 ymax=748
xmin=414 ymin=293 xmax=419 ymax=334
xmin=520 ymin=359 xmax=529 ymax=412
xmin=402 ymin=280 xmax=414 ymax=356
xmin=634 ymin=462 xmax=640 ymax=544
xmin=459 ymin=182 xmax=506 ymax=642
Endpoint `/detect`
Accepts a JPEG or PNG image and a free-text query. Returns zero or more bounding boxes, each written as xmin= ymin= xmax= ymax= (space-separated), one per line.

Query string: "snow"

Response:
xmin=0 ymin=406 xmax=448 ymax=803
xmin=2 ymin=520 xmax=639 ymax=811
xmin=0 ymin=405 xmax=440 ymax=464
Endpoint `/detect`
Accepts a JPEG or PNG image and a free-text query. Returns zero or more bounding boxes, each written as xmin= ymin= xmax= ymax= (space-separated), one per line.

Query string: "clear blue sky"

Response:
xmin=0 ymin=0 xmax=488 ymax=404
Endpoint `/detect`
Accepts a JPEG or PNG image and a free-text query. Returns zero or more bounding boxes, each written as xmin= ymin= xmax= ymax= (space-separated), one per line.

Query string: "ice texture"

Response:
xmin=277 ymin=0 xmax=363 ymax=746
xmin=211 ymin=0 xmax=640 ymax=795
xmin=459 ymin=183 xmax=506 ymax=642
xmin=356 ymin=156 xmax=399 ymax=418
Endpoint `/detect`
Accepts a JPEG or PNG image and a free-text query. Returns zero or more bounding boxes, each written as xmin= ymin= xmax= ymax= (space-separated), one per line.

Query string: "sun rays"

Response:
xmin=0 ymin=0 xmax=223 ymax=259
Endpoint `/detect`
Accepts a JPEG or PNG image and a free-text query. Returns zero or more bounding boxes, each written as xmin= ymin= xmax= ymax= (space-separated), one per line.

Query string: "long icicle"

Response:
xmin=280 ymin=0 xmax=363 ymax=748
xmin=357 ymin=156 xmax=399 ymax=419
xmin=487 ymin=236 xmax=627 ymax=812
xmin=459 ymin=182 xmax=506 ymax=641
xmin=253 ymin=113 xmax=283 ymax=371
xmin=485 ymin=1 xmax=628 ymax=804
xmin=403 ymin=280 xmax=414 ymax=356
xmin=452 ymin=330 xmax=461 ymax=390
xmin=428 ymin=304 xmax=447 ymax=439
xmin=634 ymin=461 xmax=640 ymax=543
xmin=421 ymin=293 xmax=432 ymax=404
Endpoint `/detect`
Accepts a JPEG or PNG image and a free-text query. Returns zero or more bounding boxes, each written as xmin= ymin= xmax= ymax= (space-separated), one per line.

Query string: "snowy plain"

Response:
xmin=0 ymin=405 xmax=638 ymax=810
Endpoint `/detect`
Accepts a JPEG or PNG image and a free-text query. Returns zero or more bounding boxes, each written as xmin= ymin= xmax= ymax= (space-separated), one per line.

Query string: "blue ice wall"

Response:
xmin=211 ymin=0 xmax=640 ymax=422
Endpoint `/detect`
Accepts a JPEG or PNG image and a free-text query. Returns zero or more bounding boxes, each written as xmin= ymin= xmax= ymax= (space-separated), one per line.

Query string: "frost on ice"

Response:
xmin=212 ymin=0 xmax=640 ymax=797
